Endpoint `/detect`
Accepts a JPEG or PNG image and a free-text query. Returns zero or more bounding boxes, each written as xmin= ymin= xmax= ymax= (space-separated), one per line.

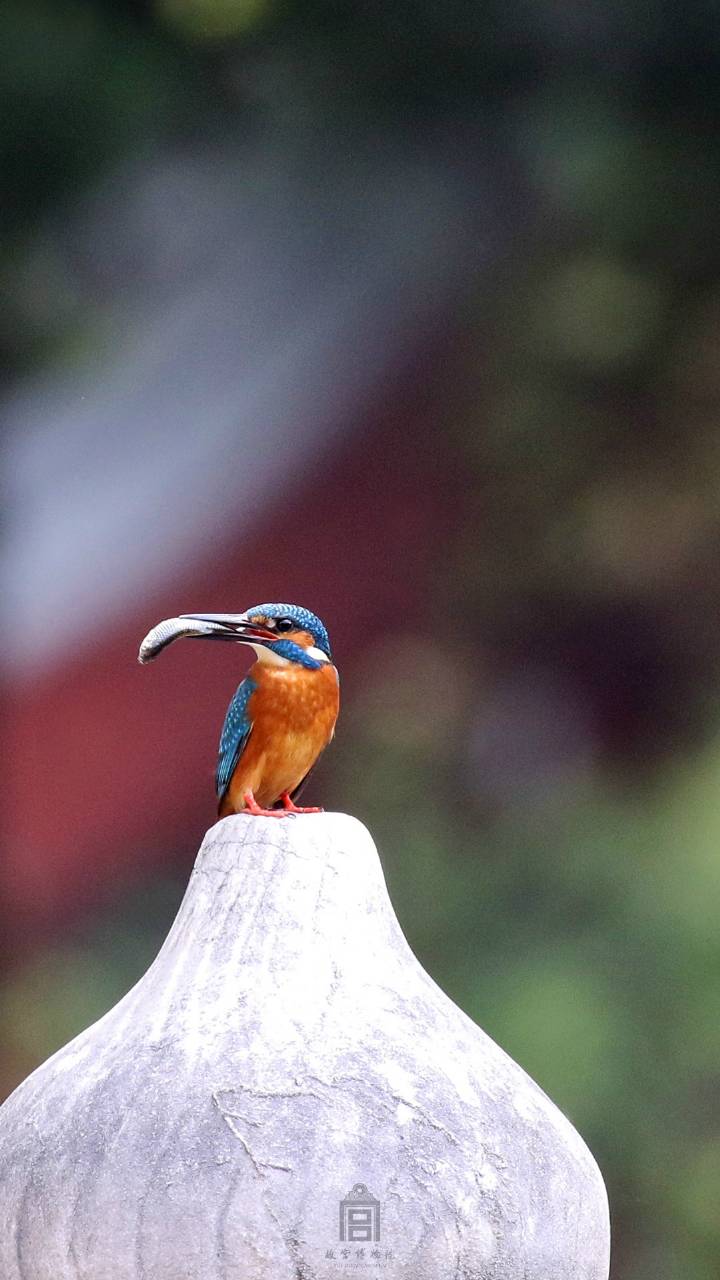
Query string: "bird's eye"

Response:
xmin=275 ymin=617 xmax=294 ymax=633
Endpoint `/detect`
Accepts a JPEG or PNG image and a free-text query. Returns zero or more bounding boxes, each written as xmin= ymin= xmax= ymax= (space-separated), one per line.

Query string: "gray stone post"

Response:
xmin=0 ymin=813 xmax=610 ymax=1278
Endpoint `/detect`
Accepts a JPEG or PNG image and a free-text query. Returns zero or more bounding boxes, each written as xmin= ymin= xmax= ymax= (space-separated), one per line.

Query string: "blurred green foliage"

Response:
xmin=3 ymin=1 xmax=720 ymax=1278
xmin=339 ymin=692 xmax=720 ymax=1280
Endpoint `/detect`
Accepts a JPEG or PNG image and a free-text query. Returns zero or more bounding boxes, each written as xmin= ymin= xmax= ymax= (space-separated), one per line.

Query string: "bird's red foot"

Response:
xmin=280 ymin=791 xmax=323 ymax=814
xmin=242 ymin=790 xmax=288 ymax=818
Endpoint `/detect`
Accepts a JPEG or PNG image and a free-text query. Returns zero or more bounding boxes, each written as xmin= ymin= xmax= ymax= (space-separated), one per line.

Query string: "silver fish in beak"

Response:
xmin=138 ymin=613 xmax=280 ymax=664
xmin=138 ymin=616 xmax=231 ymax=663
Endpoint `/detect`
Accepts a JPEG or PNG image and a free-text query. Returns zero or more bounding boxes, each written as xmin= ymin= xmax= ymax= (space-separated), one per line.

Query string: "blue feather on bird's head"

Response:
xmin=244 ymin=603 xmax=332 ymax=668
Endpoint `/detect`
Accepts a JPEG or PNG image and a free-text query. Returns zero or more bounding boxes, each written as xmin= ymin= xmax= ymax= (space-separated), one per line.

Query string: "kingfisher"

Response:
xmin=138 ymin=603 xmax=339 ymax=817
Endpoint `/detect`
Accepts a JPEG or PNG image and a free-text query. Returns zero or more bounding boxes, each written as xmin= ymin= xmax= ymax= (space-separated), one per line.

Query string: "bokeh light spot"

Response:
xmin=156 ymin=0 xmax=274 ymax=41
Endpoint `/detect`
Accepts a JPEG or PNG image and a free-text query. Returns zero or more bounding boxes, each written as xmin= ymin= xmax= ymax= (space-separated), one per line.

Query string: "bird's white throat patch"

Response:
xmin=306 ymin=646 xmax=331 ymax=663
xmin=250 ymin=643 xmax=291 ymax=667
xmin=250 ymin=643 xmax=330 ymax=667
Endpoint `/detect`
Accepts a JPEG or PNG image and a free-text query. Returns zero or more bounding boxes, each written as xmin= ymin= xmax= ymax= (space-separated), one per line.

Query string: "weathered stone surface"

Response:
xmin=0 ymin=813 xmax=610 ymax=1278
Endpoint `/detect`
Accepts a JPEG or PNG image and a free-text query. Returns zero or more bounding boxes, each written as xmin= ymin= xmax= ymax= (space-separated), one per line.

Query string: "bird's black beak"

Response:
xmin=178 ymin=613 xmax=279 ymax=644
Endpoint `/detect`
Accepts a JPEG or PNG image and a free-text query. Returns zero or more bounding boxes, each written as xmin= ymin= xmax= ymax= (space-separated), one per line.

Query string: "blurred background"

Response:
xmin=3 ymin=1 xmax=720 ymax=1276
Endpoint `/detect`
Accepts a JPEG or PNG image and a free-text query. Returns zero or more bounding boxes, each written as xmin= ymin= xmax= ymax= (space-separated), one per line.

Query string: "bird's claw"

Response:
xmin=241 ymin=790 xmax=323 ymax=818
xmin=242 ymin=790 xmax=287 ymax=817
xmin=280 ymin=791 xmax=323 ymax=814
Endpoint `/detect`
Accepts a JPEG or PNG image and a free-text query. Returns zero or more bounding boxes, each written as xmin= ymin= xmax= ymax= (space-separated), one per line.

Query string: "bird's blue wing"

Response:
xmin=216 ymin=676 xmax=256 ymax=802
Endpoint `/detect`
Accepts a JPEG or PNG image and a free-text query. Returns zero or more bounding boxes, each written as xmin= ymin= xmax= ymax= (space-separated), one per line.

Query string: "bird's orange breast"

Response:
xmin=222 ymin=660 xmax=339 ymax=813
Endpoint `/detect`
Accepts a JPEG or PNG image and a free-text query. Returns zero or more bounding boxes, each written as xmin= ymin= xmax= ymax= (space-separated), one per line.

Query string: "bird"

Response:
xmin=138 ymin=603 xmax=339 ymax=818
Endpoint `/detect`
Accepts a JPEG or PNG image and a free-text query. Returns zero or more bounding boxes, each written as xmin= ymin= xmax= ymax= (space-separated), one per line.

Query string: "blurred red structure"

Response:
xmin=4 ymin=366 xmax=460 ymax=949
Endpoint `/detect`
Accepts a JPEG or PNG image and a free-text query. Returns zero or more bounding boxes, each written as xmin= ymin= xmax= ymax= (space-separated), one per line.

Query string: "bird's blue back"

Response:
xmin=216 ymin=676 xmax=256 ymax=801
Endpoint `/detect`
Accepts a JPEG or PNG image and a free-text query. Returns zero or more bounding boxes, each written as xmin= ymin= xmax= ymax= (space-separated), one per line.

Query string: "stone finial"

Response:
xmin=0 ymin=813 xmax=610 ymax=1278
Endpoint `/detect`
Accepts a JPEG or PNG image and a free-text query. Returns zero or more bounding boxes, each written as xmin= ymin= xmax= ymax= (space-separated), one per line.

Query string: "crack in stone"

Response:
xmin=215 ymin=1165 xmax=241 ymax=1280
xmin=302 ymin=1071 xmax=461 ymax=1148
xmin=214 ymin=1084 xmax=325 ymax=1104
xmin=212 ymin=1092 xmax=292 ymax=1176
xmin=286 ymin=1228 xmax=313 ymax=1280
